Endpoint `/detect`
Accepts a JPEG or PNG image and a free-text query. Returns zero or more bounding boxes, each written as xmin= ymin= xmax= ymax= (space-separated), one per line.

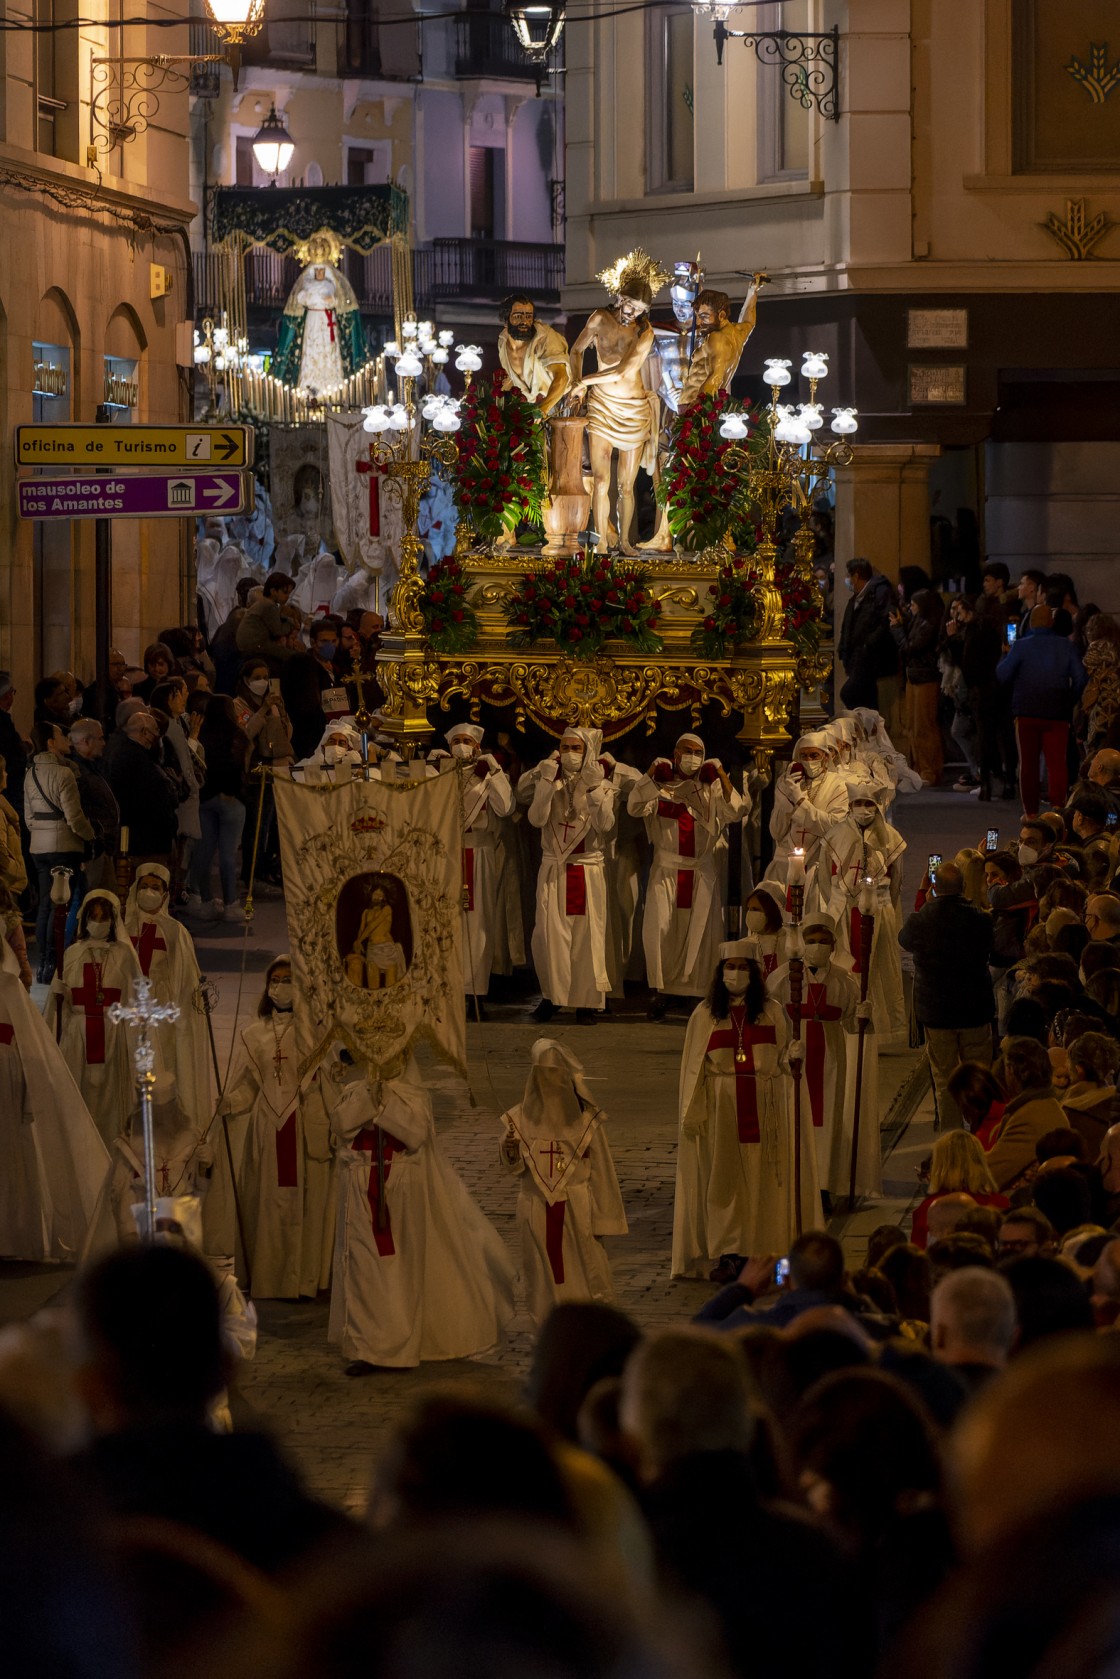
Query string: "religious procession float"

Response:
xmin=197 ymin=187 xmax=857 ymax=766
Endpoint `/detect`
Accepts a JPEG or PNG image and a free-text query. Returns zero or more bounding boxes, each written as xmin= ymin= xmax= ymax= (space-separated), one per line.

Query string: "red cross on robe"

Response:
xmin=706 ymin=1012 xmax=777 ymax=1143
xmin=785 ymin=982 xmax=843 ymax=1127
xmin=353 ymin=1126 xmax=404 ymax=1256
xmin=131 ymin=920 xmax=167 ymax=979
xmin=70 ymin=963 xmax=123 ymax=1065
xmin=354 ymin=456 xmax=381 ymax=537
xmin=658 ymin=797 xmax=696 ymax=908
xmin=0 ymin=1023 xmax=13 ymax=1047
xmin=565 ymin=838 xmax=587 ymax=916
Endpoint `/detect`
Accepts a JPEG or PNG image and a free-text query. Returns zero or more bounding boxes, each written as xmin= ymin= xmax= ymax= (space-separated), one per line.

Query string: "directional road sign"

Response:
xmin=18 ymin=472 xmax=254 ymax=521
xmin=15 ymin=423 xmax=254 ymax=469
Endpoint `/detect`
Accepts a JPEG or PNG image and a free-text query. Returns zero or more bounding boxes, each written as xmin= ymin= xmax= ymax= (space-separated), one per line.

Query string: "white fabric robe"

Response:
xmin=48 ymin=936 xmax=147 ymax=1146
xmin=766 ymin=960 xmax=881 ymax=1198
xmin=490 ymin=805 xmax=528 ymax=974
xmin=329 ymin=1064 xmax=515 ymax=1367
xmin=82 ymin=1118 xmax=212 ymax=1259
xmin=765 ymin=767 xmax=849 ymax=915
xmin=225 ymin=1014 xmax=335 ymax=1299
xmin=123 ymin=908 xmax=211 ymax=1130
xmin=601 ymin=761 xmax=645 ymax=993
xmin=523 ymin=764 xmax=617 ymax=1009
xmin=500 ymin=1099 xmax=628 ymax=1330
xmin=457 ymin=764 xmax=515 ymax=995
xmin=0 ymin=947 xmax=108 ymax=1260
xmin=672 ymin=997 xmax=821 ymax=1277
xmin=820 ymin=818 xmax=907 ymax=1047
xmin=628 ymin=770 xmax=746 ymax=996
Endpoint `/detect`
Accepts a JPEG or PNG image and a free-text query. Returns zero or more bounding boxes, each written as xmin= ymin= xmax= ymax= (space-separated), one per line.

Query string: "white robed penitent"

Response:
xmin=673 ymin=983 xmax=820 ymax=1279
xmin=329 ymin=1056 xmax=515 ymax=1368
xmin=0 ymin=939 xmax=108 ymax=1260
xmin=123 ymin=869 xmax=211 ymax=1131
xmin=444 ymin=728 xmax=515 ymax=998
xmin=47 ymin=891 xmax=147 ymax=1148
xmin=820 ymin=790 xmax=907 ymax=1049
xmin=500 ymin=1038 xmax=628 ymax=1329
xmin=765 ymin=730 xmax=849 ymax=916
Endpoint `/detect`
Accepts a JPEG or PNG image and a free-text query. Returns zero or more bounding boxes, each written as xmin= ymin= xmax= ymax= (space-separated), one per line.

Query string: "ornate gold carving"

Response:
xmin=1041 ymin=199 xmax=1114 ymax=260
xmin=651 ymin=586 xmax=700 ymax=609
xmin=796 ymin=647 xmax=834 ymax=694
xmin=473 ymin=581 xmax=517 ymax=607
xmin=1066 ymin=43 xmax=1120 ymax=103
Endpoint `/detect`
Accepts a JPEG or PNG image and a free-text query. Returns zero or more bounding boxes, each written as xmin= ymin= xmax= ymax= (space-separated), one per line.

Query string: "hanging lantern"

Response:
xmin=203 ymin=0 xmax=267 ymax=44
xmin=251 ymin=104 xmax=294 ymax=180
xmin=504 ymin=0 xmax=565 ymax=64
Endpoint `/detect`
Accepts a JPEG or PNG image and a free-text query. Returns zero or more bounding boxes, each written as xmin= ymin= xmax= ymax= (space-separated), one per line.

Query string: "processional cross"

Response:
xmin=108 ymin=977 xmax=180 ymax=1243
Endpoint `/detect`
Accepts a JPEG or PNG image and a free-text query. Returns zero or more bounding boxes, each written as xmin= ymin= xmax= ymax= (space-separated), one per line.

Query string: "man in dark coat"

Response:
xmin=837 ymin=558 xmax=897 ymax=710
xmin=899 ymin=861 xmax=994 ymax=1130
xmin=103 ymin=709 xmax=178 ymax=866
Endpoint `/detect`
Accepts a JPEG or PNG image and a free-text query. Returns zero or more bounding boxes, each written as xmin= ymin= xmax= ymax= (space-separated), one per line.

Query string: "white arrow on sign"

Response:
xmin=202 ymin=478 xmax=237 ymax=509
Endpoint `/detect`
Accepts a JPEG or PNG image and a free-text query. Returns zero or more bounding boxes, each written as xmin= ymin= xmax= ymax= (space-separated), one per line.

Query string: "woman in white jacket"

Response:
xmin=23 ymin=722 xmax=93 ymax=982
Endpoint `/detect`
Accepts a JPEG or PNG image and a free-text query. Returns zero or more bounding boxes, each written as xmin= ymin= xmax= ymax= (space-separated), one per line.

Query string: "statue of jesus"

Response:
xmin=568 ymin=248 xmax=670 ymax=555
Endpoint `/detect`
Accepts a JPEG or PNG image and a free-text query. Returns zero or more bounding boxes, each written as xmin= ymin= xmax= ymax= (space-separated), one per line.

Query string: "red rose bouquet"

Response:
xmin=456 ymin=370 xmax=548 ymax=543
xmin=419 ymin=554 xmax=479 ymax=654
xmin=504 ymin=553 xmax=663 ymax=660
xmin=658 ymin=392 xmax=761 ymax=551
xmin=691 ymin=552 xmax=824 ymax=656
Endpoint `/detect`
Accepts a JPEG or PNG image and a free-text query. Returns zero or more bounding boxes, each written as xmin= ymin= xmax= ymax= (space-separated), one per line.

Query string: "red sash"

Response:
xmin=786 ymin=981 xmax=843 ymax=1127
xmin=353 ymin=1127 xmax=404 ymax=1256
xmin=275 ymin=1111 xmax=299 ymax=1189
xmin=762 ymin=950 xmax=778 ymax=977
xmin=462 ymin=845 xmax=475 ymax=913
xmin=71 ymin=963 xmax=122 ymax=1065
xmin=565 ymin=838 xmax=587 ymax=916
xmin=131 ymin=921 xmax=167 ymax=978
xmin=706 ymin=1013 xmax=777 ymax=1144
xmin=0 ymin=1023 xmax=12 ymax=1046
xmin=325 ymin=308 xmax=336 ymax=343
xmin=544 ymin=1201 xmax=566 ymax=1283
xmin=849 ymin=906 xmax=868 ymax=975
xmin=658 ymin=798 xmax=696 ymax=909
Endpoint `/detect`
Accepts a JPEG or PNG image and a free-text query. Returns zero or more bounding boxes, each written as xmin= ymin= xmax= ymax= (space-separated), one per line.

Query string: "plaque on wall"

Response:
xmin=907 ymin=308 xmax=969 ymax=349
xmin=908 ymin=365 xmax=967 ymax=405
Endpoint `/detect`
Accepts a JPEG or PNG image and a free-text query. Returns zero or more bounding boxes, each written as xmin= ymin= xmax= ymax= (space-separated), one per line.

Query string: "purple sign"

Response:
xmin=18 ymin=471 xmax=252 ymax=520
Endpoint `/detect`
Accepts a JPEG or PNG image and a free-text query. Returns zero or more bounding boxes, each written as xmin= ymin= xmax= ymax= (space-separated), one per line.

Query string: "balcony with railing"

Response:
xmin=195 ymin=237 xmax=563 ymax=321
xmin=454 ymin=11 xmax=540 ymax=79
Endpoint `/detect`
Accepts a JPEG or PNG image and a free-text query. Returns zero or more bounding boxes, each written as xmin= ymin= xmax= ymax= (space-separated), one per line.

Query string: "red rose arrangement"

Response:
xmin=456 ymin=370 xmax=548 ymax=544
xmin=691 ymin=554 xmax=823 ymax=657
xmin=658 ymin=392 xmax=761 ymax=551
xmin=504 ymin=553 xmax=663 ymax=660
xmin=419 ymin=554 xmax=479 ymax=654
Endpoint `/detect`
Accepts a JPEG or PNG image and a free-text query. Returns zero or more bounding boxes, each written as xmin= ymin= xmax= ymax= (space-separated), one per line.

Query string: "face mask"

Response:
xmin=68 ymin=696 xmax=83 ymax=718
xmin=324 ymin=743 xmax=347 ymax=764
xmin=678 ymin=752 xmax=703 ymax=775
xmin=852 ymin=808 xmax=876 ymax=829
xmin=744 ymin=909 xmax=769 ymax=934
xmin=316 ymin=641 xmax=337 ymax=661
xmin=451 ymin=741 xmax=475 ymax=761
xmin=269 ymin=981 xmax=293 ymax=1010
xmin=247 ymin=678 xmax=269 ymax=697
xmin=137 ymin=888 xmax=165 ymax=913
xmin=1018 ymin=844 xmax=1038 ymax=867
xmin=804 ymin=940 xmax=833 ymax=969
xmin=560 ymin=750 xmax=583 ymax=771
xmin=86 ymin=919 xmax=111 ymax=941
xmin=802 ymin=758 xmax=824 ymax=780
xmin=723 ymin=967 xmax=750 ymax=996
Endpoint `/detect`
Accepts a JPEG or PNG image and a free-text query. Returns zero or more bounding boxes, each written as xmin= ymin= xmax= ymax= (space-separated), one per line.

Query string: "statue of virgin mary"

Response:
xmin=271 ymin=230 xmax=368 ymax=395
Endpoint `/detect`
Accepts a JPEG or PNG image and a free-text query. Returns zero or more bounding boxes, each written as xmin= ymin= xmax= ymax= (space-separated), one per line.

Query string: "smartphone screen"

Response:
xmin=774 ymin=1257 xmax=790 ymax=1287
xmin=1109 ymin=812 xmax=1119 ymax=830
xmin=928 ymin=852 xmax=942 ymax=873
xmin=1006 ymin=623 xmax=1018 ymax=645
xmin=986 ymin=828 xmax=999 ymax=851
xmin=268 ymin=678 xmax=281 ymax=695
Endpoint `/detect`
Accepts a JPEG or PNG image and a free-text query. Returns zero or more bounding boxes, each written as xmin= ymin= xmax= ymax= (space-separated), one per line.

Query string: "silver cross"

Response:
xmin=109 ymin=978 xmax=181 ymax=1242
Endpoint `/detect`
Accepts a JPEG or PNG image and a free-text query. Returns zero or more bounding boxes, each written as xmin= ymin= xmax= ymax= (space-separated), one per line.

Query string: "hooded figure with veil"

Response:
xmin=123 ymin=865 xmax=210 ymax=1130
xmin=517 ymin=725 xmax=618 ymax=1022
xmin=0 ymin=936 xmax=108 ymax=1260
xmin=271 ymin=232 xmax=368 ymax=394
xmin=47 ymin=890 xmax=147 ymax=1147
xmin=500 ymin=1037 xmax=627 ymax=1329
xmin=329 ymin=1052 xmax=515 ymax=1372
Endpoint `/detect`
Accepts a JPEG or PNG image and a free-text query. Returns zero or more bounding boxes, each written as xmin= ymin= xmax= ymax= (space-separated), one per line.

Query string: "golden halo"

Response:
xmin=295 ymin=227 xmax=344 ymax=266
xmin=596 ymin=247 xmax=672 ymax=301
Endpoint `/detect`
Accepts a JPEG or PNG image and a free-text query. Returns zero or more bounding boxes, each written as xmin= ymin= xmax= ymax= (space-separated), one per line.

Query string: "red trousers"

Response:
xmin=1015 ymin=716 xmax=1069 ymax=815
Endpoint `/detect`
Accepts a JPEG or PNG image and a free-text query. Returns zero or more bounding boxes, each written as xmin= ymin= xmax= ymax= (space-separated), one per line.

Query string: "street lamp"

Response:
xmin=504 ymin=0 xmax=565 ymax=63
xmin=251 ymin=103 xmax=294 ymax=181
xmin=203 ymin=0 xmax=267 ymax=44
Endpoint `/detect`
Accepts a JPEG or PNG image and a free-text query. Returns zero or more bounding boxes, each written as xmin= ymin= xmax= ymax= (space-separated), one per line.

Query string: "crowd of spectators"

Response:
xmin=0 ymin=595 xmax=384 ymax=977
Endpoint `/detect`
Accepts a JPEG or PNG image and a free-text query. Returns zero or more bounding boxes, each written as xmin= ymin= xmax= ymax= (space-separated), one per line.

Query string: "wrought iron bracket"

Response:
xmin=712 ymin=24 xmax=840 ymax=121
xmin=88 ymin=52 xmax=233 ymax=162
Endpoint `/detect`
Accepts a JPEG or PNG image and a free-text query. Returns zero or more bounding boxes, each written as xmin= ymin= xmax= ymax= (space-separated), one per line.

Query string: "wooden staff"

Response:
xmin=787 ymin=848 xmax=806 ymax=1236
xmin=848 ymin=878 xmax=876 ymax=1212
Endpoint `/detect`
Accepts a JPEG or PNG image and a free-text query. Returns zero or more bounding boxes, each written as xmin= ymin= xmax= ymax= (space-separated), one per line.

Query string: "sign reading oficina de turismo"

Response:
xmin=15 ymin=423 xmax=256 ymax=522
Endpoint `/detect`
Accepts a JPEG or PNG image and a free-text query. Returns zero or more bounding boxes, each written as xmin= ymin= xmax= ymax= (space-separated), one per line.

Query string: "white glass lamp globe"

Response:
xmin=718 ymin=412 xmax=749 ymax=440
xmin=801 ymin=352 xmax=829 ymax=380
xmin=799 ymin=402 xmax=824 ymax=431
xmin=432 ymin=407 xmax=461 ymax=433
xmin=362 ymin=405 xmax=390 ymax=434
xmin=764 ymin=358 xmax=793 ymax=387
xmin=455 ymin=345 xmax=483 ymax=372
xmin=387 ymin=404 xmax=411 ymax=431
xmin=830 ymin=407 xmax=859 ymax=435
xmin=383 ymin=340 xmax=401 ymax=359
xmin=394 ymin=350 xmax=423 ymax=378
xmin=438 ymin=329 xmax=455 ymax=348
xmin=431 ymin=347 xmax=449 ymax=365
